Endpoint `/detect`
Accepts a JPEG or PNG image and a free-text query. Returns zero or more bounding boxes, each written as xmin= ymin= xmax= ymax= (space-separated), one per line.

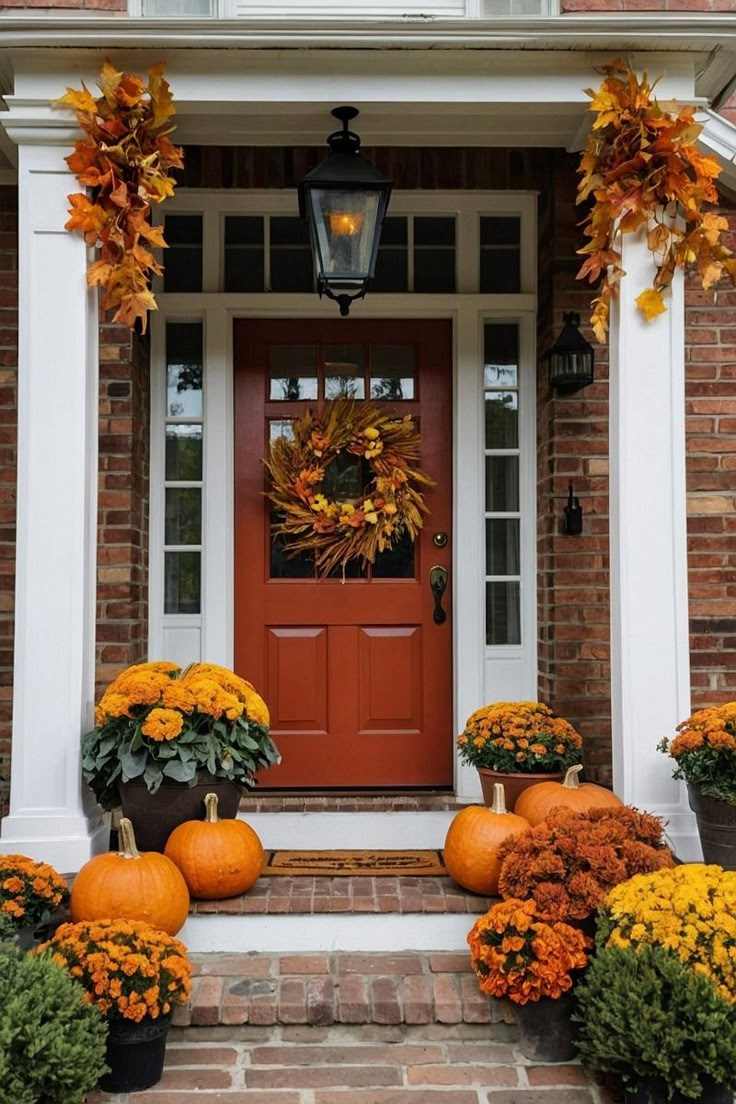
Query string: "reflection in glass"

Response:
xmin=166 ymin=425 xmax=203 ymax=482
xmin=484 ymin=323 xmax=519 ymax=386
xmin=166 ymin=323 xmax=203 ymax=418
xmin=485 ymin=455 xmax=519 ymax=513
xmin=486 ymin=580 xmax=521 ymax=645
xmin=323 ymin=453 xmax=365 ymax=502
xmin=485 ymin=391 xmax=519 ymax=449
xmin=270 ymin=530 xmax=314 ymax=578
xmin=269 ymin=420 xmax=295 ymax=443
xmin=165 ymin=551 xmax=201 ymax=614
xmin=269 ymin=346 xmax=318 ymax=401
xmin=324 ymin=345 xmax=366 ymax=400
xmin=370 ymin=345 xmax=416 ymax=401
xmin=165 ymin=488 xmax=202 ymax=546
xmin=486 ymin=518 xmax=520 ymax=576
xmin=373 ymin=530 xmax=415 ymax=578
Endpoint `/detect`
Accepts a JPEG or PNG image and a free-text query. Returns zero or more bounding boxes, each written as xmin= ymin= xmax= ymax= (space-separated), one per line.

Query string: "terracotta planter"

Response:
xmin=478 ymin=768 xmax=564 ymax=812
xmin=624 ymin=1077 xmax=732 ymax=1104
xmin=99 ymin=1014 xmax=171 ymax=1094
xmin=119 ymin=774 xmax=240 ymax=852
xmin=514 ymin=991 xmax=577 ymax=1062
xmin=687 ymin=784 xmax=736 ymax=870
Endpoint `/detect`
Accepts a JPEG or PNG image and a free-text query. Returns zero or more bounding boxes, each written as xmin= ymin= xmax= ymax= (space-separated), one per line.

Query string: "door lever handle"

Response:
xmin=429 ymin=565 xmax=449 ymax=625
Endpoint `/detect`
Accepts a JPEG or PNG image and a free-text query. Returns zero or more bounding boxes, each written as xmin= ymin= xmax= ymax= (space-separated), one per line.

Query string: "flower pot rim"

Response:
xmin=477 ymin=766 xmax=565 ymax=778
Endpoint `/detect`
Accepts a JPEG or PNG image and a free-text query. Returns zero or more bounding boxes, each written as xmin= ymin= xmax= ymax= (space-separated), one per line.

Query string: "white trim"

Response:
xmin=239 ymin=809 xmax=459 ymax=848
xmin=149 ymin=190 xmax=537 ymax=796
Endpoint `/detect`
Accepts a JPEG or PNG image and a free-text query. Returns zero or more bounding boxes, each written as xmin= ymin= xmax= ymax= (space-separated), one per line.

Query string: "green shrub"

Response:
xmin=574 ymin=943 xmax=736 ymax=1100
xmin=0 ymin=946 xmax=108 ymax=1104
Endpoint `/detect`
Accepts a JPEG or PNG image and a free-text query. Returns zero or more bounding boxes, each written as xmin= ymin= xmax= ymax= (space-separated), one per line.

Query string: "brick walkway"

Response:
xmin=178 ymin=953 xmax=507 ymax=1027
xmin=190 ymin=877 xmax=490 ymax=916
xmin=90 ymin=1022 xmax=610 ymax=1104
xmin=239 ymin=793 xmax=465 ymax=812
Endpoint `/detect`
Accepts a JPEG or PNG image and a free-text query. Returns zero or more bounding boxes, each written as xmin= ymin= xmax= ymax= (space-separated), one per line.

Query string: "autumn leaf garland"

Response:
xmin=577 ymin=58 xmax=736 ymax=342
xmin=55 ymin=61 xmax=183 ymax=332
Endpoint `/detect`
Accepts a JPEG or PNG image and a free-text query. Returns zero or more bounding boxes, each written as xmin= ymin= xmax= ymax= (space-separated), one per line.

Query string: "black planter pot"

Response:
xmin=119 ymin=773 xmax=240 ymax=852
xmin=514 ymin=992 xmax=577 ymax=1062
xmin=99 ymin=1014 xmax=171 ymax=1093
xmin=624 ymin=1076 xmax=732 ymax=1103
xmin=687 ymin=783 xmax=736 ymax=870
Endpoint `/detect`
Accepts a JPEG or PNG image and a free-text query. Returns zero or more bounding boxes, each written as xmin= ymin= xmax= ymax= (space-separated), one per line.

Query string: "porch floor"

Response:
xmin=189 ymin=877 xmax=490 ymax=917
xmin=89 ymin=1022 xmax=610 ymax=1104
xmin=239 ymin=792 xmax=465 ymax=813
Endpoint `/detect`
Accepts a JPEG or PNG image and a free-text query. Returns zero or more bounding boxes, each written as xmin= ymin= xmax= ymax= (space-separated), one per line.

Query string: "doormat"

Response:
xmin=263 ymin=849 xmax=447 ymax=877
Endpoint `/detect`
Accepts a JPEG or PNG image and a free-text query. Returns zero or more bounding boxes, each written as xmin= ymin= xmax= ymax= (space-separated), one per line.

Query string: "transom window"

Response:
xmin=133 ymin=0 xmax=555 ymax=17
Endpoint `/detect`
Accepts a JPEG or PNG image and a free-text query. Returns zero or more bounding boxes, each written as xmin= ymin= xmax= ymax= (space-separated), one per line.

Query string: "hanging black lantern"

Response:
xmin=546 ymin=312 xmax=595 ymax=393
xmin=298 ymin=106 xmax=392 ymax=317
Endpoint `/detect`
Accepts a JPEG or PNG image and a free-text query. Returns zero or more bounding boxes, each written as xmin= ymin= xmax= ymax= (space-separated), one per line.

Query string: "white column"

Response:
xmin=0 ymin=134 xmax=108 ymax=871
xmin=609 ymin=227 xmax=699 ymax=859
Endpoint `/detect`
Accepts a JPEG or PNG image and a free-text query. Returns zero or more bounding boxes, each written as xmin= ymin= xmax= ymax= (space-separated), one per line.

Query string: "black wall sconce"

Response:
xmin=546 ymin=312 xmax=595 ymax=393
xmin=298 ymin=106 xmax=392 ymax=317
xmin=562 ymin=483 xmax=583 ymax=536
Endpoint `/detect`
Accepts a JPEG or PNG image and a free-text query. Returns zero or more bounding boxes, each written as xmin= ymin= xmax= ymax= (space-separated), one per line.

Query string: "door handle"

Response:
xmin=429 ymin=565 xmax=449 ymax=625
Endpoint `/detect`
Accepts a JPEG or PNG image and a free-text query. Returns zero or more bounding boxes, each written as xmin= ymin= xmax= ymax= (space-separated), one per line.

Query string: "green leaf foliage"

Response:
xmin=574 ymin=943 xmax=736 ymax=1099
xmin=658 ymin=737 xmax=736 ymax=805
xmin=0 ymin=946 xmax=108 ymax=1104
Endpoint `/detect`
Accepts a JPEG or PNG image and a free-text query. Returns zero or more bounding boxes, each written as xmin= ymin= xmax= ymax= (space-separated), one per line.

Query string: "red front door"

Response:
xmin=234 ymin=319 xmax=453 ymax=788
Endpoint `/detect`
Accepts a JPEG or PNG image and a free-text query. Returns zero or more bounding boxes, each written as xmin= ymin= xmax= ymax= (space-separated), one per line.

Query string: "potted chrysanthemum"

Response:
xmin=457 ymin=701 xmax=583 ymax=809
xmin=0 ymin=854 xmax=69 ymax=948
xmin=83 ymin=661 xmax=280 ymax=849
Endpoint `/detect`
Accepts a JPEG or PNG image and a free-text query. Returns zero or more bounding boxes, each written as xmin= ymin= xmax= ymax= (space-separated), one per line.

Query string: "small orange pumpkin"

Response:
xmin=514 ymin=764 xmax=622 ymax=826
xmin=164 ymin=792 xmax=264 ymax=900
xmin=71 ymin=818 xmax=190 ymax=934
xmin=443 ymin=784 xmax=530 ymax=896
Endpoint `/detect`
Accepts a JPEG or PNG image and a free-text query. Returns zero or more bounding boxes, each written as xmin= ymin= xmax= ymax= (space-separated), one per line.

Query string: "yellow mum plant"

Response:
xmin=83 ymin=661 xmax=279 ymax=810
xmin=601 ymin=864 xmax=736 ymax=1004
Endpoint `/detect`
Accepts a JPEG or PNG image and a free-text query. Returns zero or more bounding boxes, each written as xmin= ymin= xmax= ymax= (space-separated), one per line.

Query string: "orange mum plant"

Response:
xmin=0 ymin=854 xmax=68 ymax=927
xmin=55 ymin=61 xmax=183 ymax=332
xmin=659 ymin=702 xmax=736 ymax=805
xmin=41 ymin=919 xmax=192 ymax=1022
xmin=457 ymin=701 xmax=582 ymax=775
xmin=468 ymin=898 xmax=590 ymax=1005
xmin=497 ymin=806 xmax=674 ymax=922
xmin=577 ymin=58 xmax=735 ymax=342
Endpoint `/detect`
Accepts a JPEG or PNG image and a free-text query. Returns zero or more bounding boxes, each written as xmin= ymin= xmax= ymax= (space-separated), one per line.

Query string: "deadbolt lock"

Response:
xmin=432 ymin=532 xmax=449 ymax=549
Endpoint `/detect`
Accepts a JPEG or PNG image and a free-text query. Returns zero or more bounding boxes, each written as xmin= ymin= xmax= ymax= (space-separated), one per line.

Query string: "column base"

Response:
xmin=0 ymin=813 xmax=110 ymax=874
xmin=647 ymin=806 xmax=702 ymax=863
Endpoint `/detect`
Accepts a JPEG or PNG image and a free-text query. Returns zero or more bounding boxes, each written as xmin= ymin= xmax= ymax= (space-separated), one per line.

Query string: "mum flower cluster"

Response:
xmin=602 ymin=864 xmax=736 ymax=1005
xmin=468 ymin=898 xmax=590 ymax=1005
xmin=83 ymin=660 xmax=280 ymax=810
xmin=457 ymin=701 xmax=582 ymax=774
xmin=0 ymin=854 xmax=69 ymax=927
xmin=497 ymin=806 xmax=674 ymax=922
xmin=41 ymin=919 xmax=192 ymax=1022
xmin=659 ymin=702 xmax=736 ymax=804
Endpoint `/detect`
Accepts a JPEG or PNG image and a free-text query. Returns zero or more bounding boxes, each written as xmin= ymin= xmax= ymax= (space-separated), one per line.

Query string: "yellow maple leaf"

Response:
xmin=148 ymin=63 xmax=176 ymax=129
xmin=55 ymin=85 xmax=98 ymax=115
xmin=700 ymin=212 xmax=730 ymax=246
xmin=636 ymin=287 xmax=667 ymax=322
xmin=98 ymin=60 xmax=123 ymax=107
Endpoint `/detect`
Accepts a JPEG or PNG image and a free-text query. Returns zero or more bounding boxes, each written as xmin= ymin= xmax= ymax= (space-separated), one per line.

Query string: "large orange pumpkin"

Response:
xmin=514 ymin=764 xmax=622 ymax=826
xmin=443 ymin=784 xmax=530 ymax=896
xmin=164 ymin=792 xmax=264 ymax=900
xmin=71 ymin=818 xmax=190 ymax=934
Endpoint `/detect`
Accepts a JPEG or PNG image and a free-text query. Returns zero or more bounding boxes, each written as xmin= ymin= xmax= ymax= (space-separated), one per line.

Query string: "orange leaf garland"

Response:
xmin=55 ymin=61 xmax=183 ymax=333
xmin=577 ymin=58 xmax=735 ymax=342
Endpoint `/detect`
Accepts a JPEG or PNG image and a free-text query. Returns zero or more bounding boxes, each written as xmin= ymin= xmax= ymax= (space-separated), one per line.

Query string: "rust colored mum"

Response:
xmin=577 ymin=58 xmax=735 ymax=342
xmin=0 ymin=855 xmax=69 ymax=927
xmin=468 ymin=897 xmax=590 ymax=1005
xmin=55 ymin=61 xmax=183 ymax=332
xmin=497 ymin=806 xmax=674 ymax=922
xmin=457 ymin=701 xmax=582 ymax=774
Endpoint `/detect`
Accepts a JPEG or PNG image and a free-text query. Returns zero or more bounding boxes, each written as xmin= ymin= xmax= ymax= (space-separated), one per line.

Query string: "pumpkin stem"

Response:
xmin=490 ymin=783 xmax=508 ymax=815
xmin=204 ymin=792 xmax=220 ymax=823
xmin=118 ymin=817 xmax=141 ymax=859
xmin=563 ymin=765 xmax=584 ymax=790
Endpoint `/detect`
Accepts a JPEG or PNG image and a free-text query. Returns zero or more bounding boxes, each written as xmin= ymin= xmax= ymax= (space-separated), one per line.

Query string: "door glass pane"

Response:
xmin=370 ymin=345 xmax=416 ymax=401
xmin=167 ymin=323 xmax=203 ymax=418
xmin=224 ymin=216 xmax=264 ymax=292
xmin=486 ymin=518 xmax=520 ymax=576
xmin=165 ymin=551 xmax=201 ymax=614
xmin=486 ymin=581 xmax=521 ymax=645
xmin=485 ymin=323 xmax=519 ymax=386
xmin=324 ymin=345 xmax=366 ymax=400
xmin=485 ymin=391 xmax=518 ymax=449
xmin=269 ymin=346 xmax=318 ymax=401
xmin=270 ymin=529 xmax=314 ymax=579
xmin=373 ymin=530 xmax=415 ymax=578
xmin=269 ymin=419 xmax=295 ymax=443
xmin=485 ymin=456 xmax=519 ymax=512
xmin=166 ymin=425 xmax=203 ymax=482
xmin=165 ymin=488 xmax=202 ymax=546
xmin=322 ymin=453 xmax=365 ymax=502
xmin=164 ymin=215 xmax=203 ymax=293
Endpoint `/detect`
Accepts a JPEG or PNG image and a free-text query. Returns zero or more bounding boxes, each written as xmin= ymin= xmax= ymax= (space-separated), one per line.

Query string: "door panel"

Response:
xmin=234 ymin=318 xmax=452 ymax=788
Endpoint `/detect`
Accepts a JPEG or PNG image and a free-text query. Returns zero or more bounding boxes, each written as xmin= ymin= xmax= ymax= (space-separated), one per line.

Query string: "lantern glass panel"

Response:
xmin=309 ymin=188 xmax=381 ymax=280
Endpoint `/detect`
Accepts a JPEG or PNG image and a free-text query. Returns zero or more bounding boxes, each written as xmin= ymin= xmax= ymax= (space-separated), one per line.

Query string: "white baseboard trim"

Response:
xmin=181 ymin=912 xmax=475 ymax=954
xmin=238 ymin=810 xmax=458 ymax=850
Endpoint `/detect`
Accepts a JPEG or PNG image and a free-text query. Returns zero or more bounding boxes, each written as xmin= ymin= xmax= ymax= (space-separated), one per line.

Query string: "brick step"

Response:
xmin=177 ymin=953 xmax=513 ymax=1029
xmin=241 ymin=793 xmax=465 ymax=813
